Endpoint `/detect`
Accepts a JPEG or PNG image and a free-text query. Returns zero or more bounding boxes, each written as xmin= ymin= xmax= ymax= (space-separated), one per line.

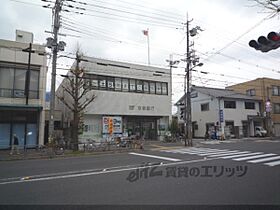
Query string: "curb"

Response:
xmin=0 ymin=148 xmax=145 ymax=161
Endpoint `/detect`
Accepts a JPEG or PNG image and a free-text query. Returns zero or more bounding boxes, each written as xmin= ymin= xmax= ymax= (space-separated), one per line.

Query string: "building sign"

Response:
xmin=129 ymin=105 xmax=155 ymax=111
xmin=219 ymin=110 xmax=224 ymax=123
xmin=102 ymin=116 xmax=122 ymax=134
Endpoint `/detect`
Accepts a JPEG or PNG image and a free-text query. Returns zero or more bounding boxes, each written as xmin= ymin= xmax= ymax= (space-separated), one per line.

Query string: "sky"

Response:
xmin=1 ymin=0 xmax=280 ymax=111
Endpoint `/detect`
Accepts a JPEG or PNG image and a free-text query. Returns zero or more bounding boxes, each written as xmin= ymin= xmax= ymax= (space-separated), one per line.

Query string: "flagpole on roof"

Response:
xmin=143 ymin=28 xmax=150 ymax=65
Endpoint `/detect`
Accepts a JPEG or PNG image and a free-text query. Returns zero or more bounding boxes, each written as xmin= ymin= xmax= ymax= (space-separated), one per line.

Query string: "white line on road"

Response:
xmin=197 ymin=150 xmax=239 ymax=156
xmin=233 ymin=153 xmax=277 ymax=161
xmin=129 ymin=152 xmax=181 ymax=162
xmin=248 ymin=156 xmax=280 ymax=163
xmin=220 ymin=152 xmax=263 ymax=159
xmin=0 ymin=158 xmax=214 ymax=185
xmin=208 ymin=151 xmax=250 ymax=157
xmin=264 ymin=159 xmax=280 ymax=166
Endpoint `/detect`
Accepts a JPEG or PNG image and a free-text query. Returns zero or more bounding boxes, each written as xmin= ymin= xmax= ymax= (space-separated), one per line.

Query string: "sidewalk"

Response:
xmin=1 ymin=137 xmax=278 ymax=161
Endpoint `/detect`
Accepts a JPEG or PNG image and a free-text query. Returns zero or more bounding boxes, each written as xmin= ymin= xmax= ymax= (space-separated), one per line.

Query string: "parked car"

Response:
xmin=255 ymin=126 xmax=267 ymax=137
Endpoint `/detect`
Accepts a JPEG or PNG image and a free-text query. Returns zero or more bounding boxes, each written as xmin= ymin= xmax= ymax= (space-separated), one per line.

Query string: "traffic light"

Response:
xmin=249 ymin=32 xmax=280 ymax=53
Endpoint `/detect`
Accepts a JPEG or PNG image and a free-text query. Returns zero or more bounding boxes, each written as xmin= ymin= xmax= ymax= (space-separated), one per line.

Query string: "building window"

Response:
xmin=107 ymin=77 xmax=114 ymax=90
xmin=245 ymin=102 xmax=255 ymax=109
xmin=272 ymin=86 xmax=280 ymax=96
xmin=274 ymin=103 xmax=280 ymax=114
xmin=136 ymin=80 xmax=143 ymax=92
xmin=143 ymin=81 xmax=149 ymax=93
xmin=99 ymin=76 xmax=107 ymax=89
xmin=129 ymin=79 xmax=136 ymax=92
xmin=91 ymin=75 xmax=98 ymax=89
xmin=0 ymin=67 xmax=39 ymax=99
xmin=162 ymin=83 xmax=168 ymax=95
xmin=150 ymin=82 xmax=155 ymax=94
xmin=115 ymin=78 xmax=122 ymax=91
xmin=224 ymin=101 xmax=236 ymax=109
xmin=122 ymin=78 xmax=129 ymax=91
xmin=201 ymin=103 xmax=209 ymax=111
xmin=246 ymin=89 xmax=256 ymax=96
xmin=156 ymin=82 xmax=162 ymax=94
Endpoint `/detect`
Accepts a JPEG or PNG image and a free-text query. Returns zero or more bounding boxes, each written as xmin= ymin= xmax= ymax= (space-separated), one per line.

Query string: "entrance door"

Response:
xmin=142 ymin=122 xmax=156 ymax=140
xmin=12 ymin=124 xmax=25 ymax=149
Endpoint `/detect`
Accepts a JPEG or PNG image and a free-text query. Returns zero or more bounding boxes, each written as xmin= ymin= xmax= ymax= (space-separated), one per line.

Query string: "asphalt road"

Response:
xmin=0 ymin=138 xmax=279 ymax=208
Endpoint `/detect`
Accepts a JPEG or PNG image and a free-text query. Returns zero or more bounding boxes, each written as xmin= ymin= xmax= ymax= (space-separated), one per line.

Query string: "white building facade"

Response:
xmin=0 ymin=31 xmax=47 ymax=149
xmin=57 ymin=57 xmax=172 ymax=141
xmin=176 ymin=86 xmax=262 ymax=138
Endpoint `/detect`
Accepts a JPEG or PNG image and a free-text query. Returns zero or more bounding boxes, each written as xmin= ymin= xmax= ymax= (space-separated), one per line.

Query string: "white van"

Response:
xmin=255 ymin=126 xmax=267 ymax=137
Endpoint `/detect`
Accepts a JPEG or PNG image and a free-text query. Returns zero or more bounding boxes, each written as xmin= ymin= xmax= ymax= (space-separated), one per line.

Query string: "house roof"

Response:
xmin=175 ymin=86 xmax=260 ymax=105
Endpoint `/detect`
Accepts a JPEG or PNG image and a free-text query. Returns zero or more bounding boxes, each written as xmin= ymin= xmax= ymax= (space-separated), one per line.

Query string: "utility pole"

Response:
xmin=23 ymin=43 xmax=35 ymax=105
xmin=183 ymin=15 xmax=203 ymax=147
xmin=184 ymin=15 xmax=192 ymax=147
xmin=48 ymin=0 xmax=63 ymax=143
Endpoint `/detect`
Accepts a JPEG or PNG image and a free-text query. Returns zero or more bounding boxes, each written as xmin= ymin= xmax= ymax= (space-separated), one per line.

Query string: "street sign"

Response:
xmin=219 ymin=110 xmax=224 ymax=123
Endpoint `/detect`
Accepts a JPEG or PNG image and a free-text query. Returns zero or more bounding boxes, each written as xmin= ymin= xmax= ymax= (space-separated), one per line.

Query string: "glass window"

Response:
xmin=246 ymin=89 xmax=256 ymax=96
xmin=107 ymin=77 xmax=114 ymax=90
xmin=29 ymin=70 xmax=39 ymax=91
xmin=91 ymin=75 xmax=99 ymax=89
xmin=136 ymin=80 xmax=143 ymax=92
xmin=245 ymin=102 xmax=255 ymax=109
xmin=14 ymin=69 xmax=26 ymax=98
xmin=122 ymin=78 xmax=129 ymax=91
xmin=274 ymin=103 xmax=280 ymax=114
xmin=99 ymin=76 xmax=107 ymax=89
xmin=224 ymin=101 xmax=236 ymax=109
xmin=0 ymin=67 xmax=14 ymax=89
xmin=143 ymin=81 xmax=149 ymax=93
xmin=0 ymin=124 xmax=11 ymax=149
xmin=0 ymin=67 xmax=14 ymax=97
xmin=129 ymin=79 xmax=136 ymax=92
xmin=150 ymin=82 xmax=155 ymax=94
xmin=201 ymin=103 xmax=209 ymax=111
xmin=156 ymin=82 xmax=162 ymax=94
xmin=115 ymin=78 xmax=122 ymax=91
xmin=272 ymin=86 xmax=280 ymax=96
xmin=14 ymin=69 xmax=26 ymax=90
xmin=162 ymin=83 xmax=167 ymax=95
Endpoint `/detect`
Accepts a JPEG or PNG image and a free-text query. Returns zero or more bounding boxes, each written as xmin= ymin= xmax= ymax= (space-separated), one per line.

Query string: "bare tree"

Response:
xmin=57 ymin=51 xmax=95 ymax=151
xmin=250 ymin=0 xmax=280 ymax=14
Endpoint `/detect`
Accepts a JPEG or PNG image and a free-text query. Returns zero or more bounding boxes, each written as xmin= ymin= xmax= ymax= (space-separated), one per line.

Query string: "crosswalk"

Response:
xmin=161 ymin=147 xmax=280 ymax=167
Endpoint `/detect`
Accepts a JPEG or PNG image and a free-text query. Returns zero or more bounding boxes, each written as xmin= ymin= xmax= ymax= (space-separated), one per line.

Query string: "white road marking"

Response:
xmin=264 ymin=160 xmax=280 ymax=167
xmin=129 ymin=152 xmax=181 ymax=162
xmin=208 ymin=151 xmax=249 ymax=157
xmin=220 ymin=152 xmax=263 ymax=159
xmin=248 ymin=156 xmax=280 ymax=163
xmin=197 ymin=150 xmax=239 ymax=156
xmin=233 ymin=153 xmax=277 ymax=161
xmin=0 ymin=158 xmax=214 ymax=185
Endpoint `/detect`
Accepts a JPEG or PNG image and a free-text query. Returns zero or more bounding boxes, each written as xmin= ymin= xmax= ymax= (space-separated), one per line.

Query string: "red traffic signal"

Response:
xmin=249 ymin=31 xmax=280 ymax=53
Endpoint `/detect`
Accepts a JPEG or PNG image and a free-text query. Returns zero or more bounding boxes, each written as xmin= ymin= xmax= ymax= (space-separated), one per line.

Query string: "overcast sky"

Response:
xmin=1 ymin=0 xmax=280 ymax=108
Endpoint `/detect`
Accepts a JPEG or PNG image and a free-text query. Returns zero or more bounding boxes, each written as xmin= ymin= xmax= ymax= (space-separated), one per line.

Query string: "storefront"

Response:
xmin=0 ymin=105 xmax=42 ymax=149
